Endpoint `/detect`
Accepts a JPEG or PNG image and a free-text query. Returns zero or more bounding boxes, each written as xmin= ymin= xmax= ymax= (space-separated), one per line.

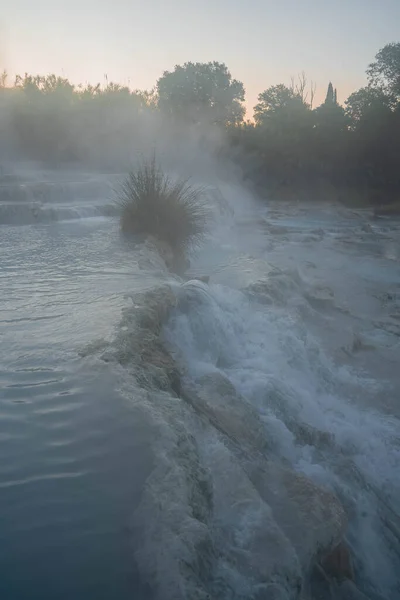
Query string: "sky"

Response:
xmin=1 ymin=0 xmax=400 ymax=116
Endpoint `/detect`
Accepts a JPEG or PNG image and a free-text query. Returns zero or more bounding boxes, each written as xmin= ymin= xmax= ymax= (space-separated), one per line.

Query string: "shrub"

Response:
xmin=117 ymin=156 xmax=209 ymax=255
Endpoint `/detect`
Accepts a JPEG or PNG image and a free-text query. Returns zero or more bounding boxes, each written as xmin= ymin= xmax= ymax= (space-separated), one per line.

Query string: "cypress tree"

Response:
xmin=325 ymin=82 xmax=334 ymax=105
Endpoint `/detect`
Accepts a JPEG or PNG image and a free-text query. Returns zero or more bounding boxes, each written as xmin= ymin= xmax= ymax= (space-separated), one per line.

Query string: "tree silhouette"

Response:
xmin=156 ymin=61 xmax=245 ymax=126
xmin=325 ymin=82 xmax=335 ymax=105
xmin=314 ymin=82 xmax=347 ymax=132
xmin=367 ymin=43 xmax=400 ymax=101
xmin=254 ymin=84 xmax=309 ymax=124
xmin=345 ymin=87 xmax=392 ymax=124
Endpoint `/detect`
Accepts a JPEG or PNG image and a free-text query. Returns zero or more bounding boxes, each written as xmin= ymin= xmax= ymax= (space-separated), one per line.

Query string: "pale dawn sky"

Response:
xmin=1 ymin=0 xmax=400 ymax=115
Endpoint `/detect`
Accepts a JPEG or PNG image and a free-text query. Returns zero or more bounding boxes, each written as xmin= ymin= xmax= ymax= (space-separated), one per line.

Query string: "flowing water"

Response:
xmin=1 ymin=167 xmax=400 ymax=600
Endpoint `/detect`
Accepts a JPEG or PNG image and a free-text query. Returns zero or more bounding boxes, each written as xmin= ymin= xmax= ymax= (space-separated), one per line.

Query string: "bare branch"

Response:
xmin=310 ymin=80 xmax=316 ymax=109
xmin=288 ymin=72 xmax=316 ymax=108
xmin=295 ymin=71 xmax=308 ymax=103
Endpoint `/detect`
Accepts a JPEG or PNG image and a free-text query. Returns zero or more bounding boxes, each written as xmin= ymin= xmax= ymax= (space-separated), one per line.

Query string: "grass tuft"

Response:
xmin=117 ymin=156 xmax=209 ymax=255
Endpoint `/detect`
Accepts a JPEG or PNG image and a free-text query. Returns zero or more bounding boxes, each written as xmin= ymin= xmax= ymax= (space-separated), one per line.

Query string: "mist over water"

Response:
xmin=0 ymin=149 xmax=399 ymax=600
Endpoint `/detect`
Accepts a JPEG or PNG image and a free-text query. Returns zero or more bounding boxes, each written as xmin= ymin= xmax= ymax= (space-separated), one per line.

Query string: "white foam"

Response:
xmin=164 ymin=272 xmax=400 ymax=598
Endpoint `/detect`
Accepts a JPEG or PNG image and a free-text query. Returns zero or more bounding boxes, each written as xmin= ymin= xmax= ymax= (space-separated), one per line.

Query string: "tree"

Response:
xmin=367 ymin=43 xmax=400 ymax=101
xmin=290 ymin=72 xmax=316 ymax=108
xmin=344 ymin=86 xmax=399 ymax=194
xmin=345 ymin=87 xmax=392 ymax=124
xmin=314 ymin=82 xmax=348 ymax=132
xmin=12 ymin=75 xmax=76 ymax=162
xmin=325 ymin=82 xmax=335 ymax=105
xmin=156 ymin=61 xmax=245 ymax=126
xmin=15 ymin=74 xmax=75 ymax=102
xmin=252 ymin=84 xmax=314 ymax=185
xmin=254 ymin=84 xmax=310 ymax=126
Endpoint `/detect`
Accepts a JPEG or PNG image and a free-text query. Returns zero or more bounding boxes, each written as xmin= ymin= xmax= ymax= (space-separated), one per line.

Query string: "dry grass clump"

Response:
xmin=117 ymin=156 xmax=209 ymax=255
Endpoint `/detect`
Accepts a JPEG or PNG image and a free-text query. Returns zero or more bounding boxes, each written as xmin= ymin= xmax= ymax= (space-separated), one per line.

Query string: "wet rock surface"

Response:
xmin=104 ymin=270 xmax=352 ymax=599
xmin=95 ymin=216 xmax=399 ymax=600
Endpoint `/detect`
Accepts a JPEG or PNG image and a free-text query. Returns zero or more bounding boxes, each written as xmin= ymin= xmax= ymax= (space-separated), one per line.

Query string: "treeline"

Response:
xmin=228 ymin=45 xmax=400 ymax=205
xmin=1 ymin=43 xmax=400 ymax=204
xmin=0 ymin=73 xmax=159 ymax=168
